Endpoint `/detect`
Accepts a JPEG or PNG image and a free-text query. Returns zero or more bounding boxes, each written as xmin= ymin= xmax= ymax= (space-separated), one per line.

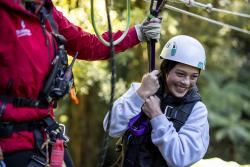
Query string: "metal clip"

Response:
xmin=51 ymin=55 xmax=59 ymax=65
xmin=59 ymin=124 xmax=69 ymax=143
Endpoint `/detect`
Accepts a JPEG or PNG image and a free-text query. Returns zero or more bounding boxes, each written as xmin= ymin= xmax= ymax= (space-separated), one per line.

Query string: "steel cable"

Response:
xmin=165 ymin=4 xmax=250 ymax=35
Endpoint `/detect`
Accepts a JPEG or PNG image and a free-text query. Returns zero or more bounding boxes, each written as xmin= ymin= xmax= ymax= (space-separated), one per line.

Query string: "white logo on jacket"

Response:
xmin=16 ymin=20 xmax=32 ymax=37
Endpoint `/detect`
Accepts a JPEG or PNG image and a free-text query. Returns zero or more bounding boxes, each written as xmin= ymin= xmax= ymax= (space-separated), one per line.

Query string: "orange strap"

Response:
xmin=70 ymin=88 xmax=79 ymax=104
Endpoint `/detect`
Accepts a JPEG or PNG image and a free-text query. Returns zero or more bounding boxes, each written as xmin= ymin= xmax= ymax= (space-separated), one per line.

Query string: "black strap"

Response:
xmin=0 ymin=96 xmax=49 ymax=108
xmin=165 ymin=102 xmax=197 ymax=131
xmin=64 ymin=147 xmax=75 ymax=167
xmin=40 ymin=6 xmax=66 ymax=45
xmin=20 ymin=116 xmax=73 ymax=167
xmin=0 ymin=115 xmax=58 ymax=136
xmin=27 ymin=154 xmax=47 ymax=167
xmin=0 ymin=118 xmax=45 ymax=138
xmin=0 ymin=115 xmax=68 ymax=143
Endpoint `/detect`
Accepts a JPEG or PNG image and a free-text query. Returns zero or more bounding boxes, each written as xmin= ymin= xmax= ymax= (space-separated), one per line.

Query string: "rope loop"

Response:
xmin=90 ymin=0 xmax=131 ymax=46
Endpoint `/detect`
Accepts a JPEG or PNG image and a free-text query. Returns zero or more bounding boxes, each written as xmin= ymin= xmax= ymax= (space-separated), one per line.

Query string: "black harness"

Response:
xmin=0 ymin=96 xmax=49 ymax=108
xmin=0 ymin=1 xmax=75 ymax=167
xmin=119 ymin=87 xmax=201 ymax=167
xmin=0 ymin=115 xmax=73 ymax=167
xmin=0 ymin=0 xmax=77 ymax=109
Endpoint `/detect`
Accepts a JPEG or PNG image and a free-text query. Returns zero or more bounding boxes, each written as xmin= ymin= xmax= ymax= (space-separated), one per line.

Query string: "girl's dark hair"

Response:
xmin=156 ymin=59 xmax=179 ymax=98
xmin=160 ymin=59 xmax=179 ymax=76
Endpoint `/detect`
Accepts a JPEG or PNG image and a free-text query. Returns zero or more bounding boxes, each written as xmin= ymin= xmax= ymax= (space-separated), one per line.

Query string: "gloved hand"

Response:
xmin=135 ymin=17 xmax=162 ymax=42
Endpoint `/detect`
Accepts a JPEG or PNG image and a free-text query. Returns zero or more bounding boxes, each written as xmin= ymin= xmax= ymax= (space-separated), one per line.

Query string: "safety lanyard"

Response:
xmin=128 ymin=0 xmax=167 ymax=137
xmin=148 ymin=0 xmax=166 ymax=72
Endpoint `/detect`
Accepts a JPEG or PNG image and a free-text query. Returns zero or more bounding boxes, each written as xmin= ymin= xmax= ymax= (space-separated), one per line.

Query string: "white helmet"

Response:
xmin=160 ymin=35 xmax=206 ymax=70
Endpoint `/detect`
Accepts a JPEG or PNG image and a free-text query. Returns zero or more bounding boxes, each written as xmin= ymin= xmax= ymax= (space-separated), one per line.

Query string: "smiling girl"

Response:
xmin=104 ymin=35 xmax=209 ymax=167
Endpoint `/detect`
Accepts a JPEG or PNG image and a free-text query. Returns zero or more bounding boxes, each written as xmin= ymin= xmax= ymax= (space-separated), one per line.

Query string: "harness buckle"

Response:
xmin=30 ymin=154 xmax=48 ymax=167
xmin=164 ymin=105 xmax=174 ymax=119
xmin=32 ymin=101 xmax=40 ymax=107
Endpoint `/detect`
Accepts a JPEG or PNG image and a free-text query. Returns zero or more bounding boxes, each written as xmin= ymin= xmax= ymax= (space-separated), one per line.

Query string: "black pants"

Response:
xmin=4 ymin=150 xmax=34 ymax=167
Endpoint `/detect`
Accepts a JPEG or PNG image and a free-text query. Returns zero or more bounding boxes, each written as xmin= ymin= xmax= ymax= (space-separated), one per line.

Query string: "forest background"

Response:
xmin=52 ymin=0 xmax=250 ymax=166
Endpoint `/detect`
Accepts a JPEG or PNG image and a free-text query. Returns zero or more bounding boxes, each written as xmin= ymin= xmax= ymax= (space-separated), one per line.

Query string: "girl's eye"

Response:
xmin=191 ymin=75 xmax=199 ymax=80
xmin=176 ymin=72 xmax=184 ymax=77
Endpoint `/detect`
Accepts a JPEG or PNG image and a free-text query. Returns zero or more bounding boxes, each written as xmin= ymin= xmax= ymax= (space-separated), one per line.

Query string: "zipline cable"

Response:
xmin=145 ymin=0 xmax=250 ymax=19
xmin=177 ymin=0 xmax=250 ymax=19
xmin=90 ymin=0 xmax=131 ymax=46
xmin=164 ymin=4 xmax=250 ymax=35
xmin=211 ymin=7 xmax=250 ymax=19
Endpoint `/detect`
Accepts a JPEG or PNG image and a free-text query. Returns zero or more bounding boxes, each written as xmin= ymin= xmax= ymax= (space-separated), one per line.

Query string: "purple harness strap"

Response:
xmin=128 ymin=112 xmax=150 ymax=136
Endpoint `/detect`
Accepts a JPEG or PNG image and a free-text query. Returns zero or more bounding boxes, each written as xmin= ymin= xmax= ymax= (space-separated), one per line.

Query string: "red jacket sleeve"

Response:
xmin=52 ymin=6 xmax=140 ymax=61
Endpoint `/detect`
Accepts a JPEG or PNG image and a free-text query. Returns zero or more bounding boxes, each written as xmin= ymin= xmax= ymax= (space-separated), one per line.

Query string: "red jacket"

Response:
xmin=0 ymin=0 xmax=140 ymax=153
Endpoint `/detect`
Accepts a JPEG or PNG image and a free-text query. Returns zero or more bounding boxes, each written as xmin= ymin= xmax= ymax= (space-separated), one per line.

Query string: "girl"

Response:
xmin=104 ymin=35 xmax=209 ymax=167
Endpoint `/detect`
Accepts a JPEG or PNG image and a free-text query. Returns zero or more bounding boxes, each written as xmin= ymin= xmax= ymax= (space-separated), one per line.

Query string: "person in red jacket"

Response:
xmin=0 ymin=0 xmax=162 ymax=166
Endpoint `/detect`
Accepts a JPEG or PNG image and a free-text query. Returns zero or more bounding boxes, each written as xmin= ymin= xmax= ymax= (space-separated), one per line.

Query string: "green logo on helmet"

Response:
xmin=198 ymin=62 xmax=204 ymax=69
xmin=171 ymin=42 xmax=177 ymax=56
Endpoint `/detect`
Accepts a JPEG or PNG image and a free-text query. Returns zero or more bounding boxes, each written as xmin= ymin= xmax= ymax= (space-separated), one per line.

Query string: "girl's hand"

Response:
xmin=137 ymin=70 xmax=160 ymax=101
xmin=142 ymin=95 xmax=162 ymax=119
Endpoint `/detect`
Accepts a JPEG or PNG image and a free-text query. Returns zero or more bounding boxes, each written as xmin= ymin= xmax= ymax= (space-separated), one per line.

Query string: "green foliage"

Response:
xmin=53 ymin=0 xmax=250 ymax=166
